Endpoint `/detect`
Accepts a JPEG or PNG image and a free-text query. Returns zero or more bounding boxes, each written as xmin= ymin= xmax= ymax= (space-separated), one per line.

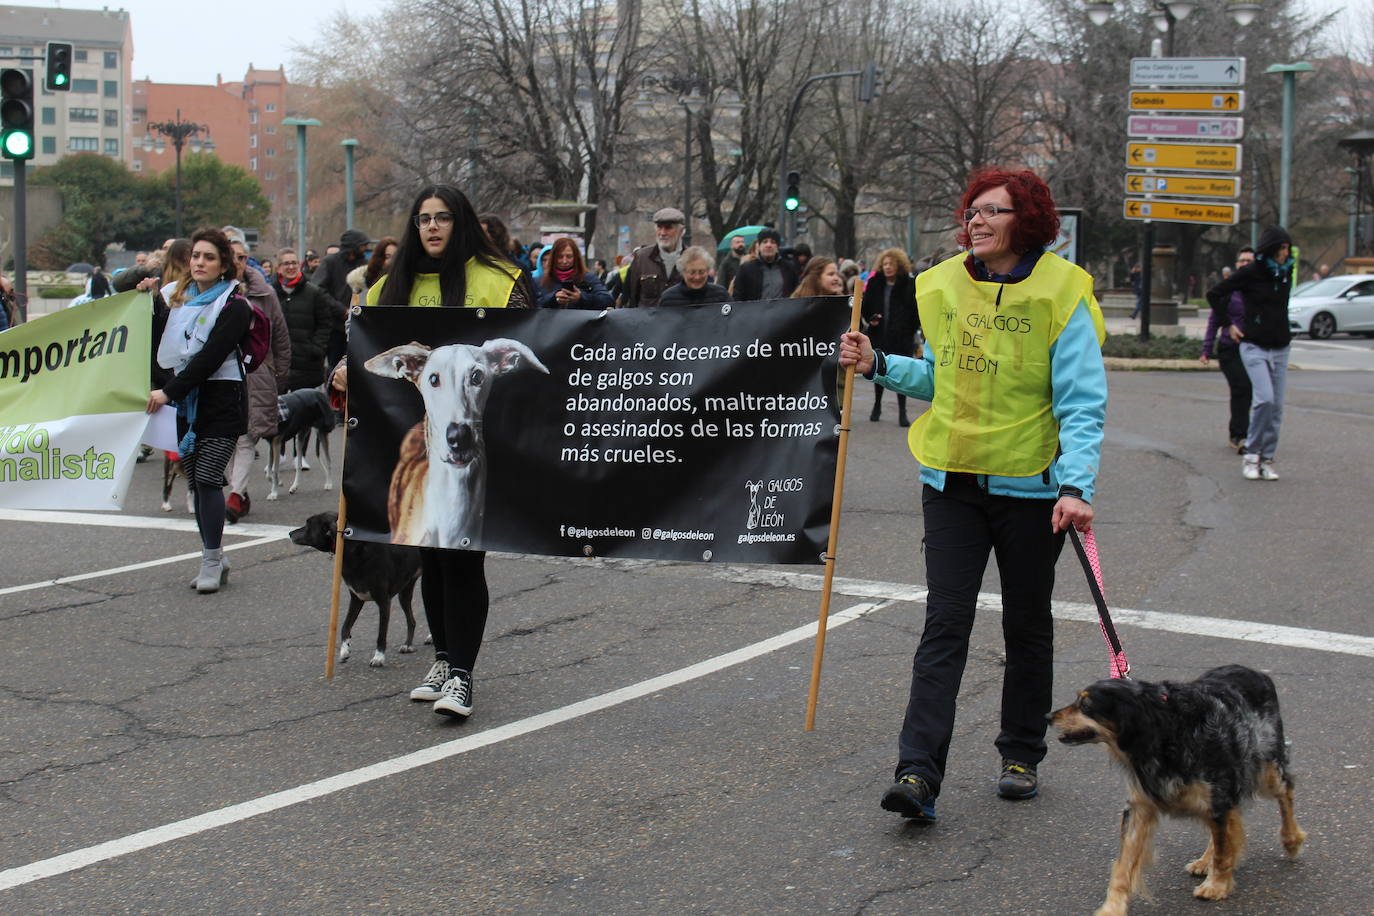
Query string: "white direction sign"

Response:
xmin=1130 ymin=57 xmax=1245 ymax=87
xmin=1127 ymin=114 xmax=1243 ymax=140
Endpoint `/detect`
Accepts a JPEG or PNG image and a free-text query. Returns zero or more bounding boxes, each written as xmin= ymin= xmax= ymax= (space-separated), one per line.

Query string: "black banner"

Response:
xmin=344 ymin=298 xmax=849 ymax=564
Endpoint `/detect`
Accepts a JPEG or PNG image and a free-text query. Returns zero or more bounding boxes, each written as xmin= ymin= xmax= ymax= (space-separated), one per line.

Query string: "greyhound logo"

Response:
xmin=745 ymin=479 xmax=763 ymax=530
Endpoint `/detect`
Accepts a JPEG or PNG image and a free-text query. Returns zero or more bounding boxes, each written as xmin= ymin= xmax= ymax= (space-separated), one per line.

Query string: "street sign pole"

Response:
xmin=12 ymin=158 xmax=25 ymax=321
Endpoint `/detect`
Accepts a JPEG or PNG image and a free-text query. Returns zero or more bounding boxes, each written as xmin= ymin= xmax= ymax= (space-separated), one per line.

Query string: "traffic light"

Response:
xmin=858 ymin=61 xmax=883 ymax=103
xmin=784 ymin=170 xmax=801 ymax=211
xmin=45 ymin=42 xmax=72 ymax=92
xmin=1 ymin=68 xmax=35 ymax=160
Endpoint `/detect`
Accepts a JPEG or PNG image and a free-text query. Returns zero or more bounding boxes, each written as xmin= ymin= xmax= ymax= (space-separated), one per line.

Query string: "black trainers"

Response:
xmin=881 ymin=774 xmax=937 ymax=821
xmin=996 ymin=759 xmax=1038 ymax=799
xmin=433 ymin=668 xmax=474 ymax=718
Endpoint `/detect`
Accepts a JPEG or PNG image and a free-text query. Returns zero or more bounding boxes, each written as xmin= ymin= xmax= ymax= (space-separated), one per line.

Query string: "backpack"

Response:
xmin=239 ymin=298 xmax=272 ymax=373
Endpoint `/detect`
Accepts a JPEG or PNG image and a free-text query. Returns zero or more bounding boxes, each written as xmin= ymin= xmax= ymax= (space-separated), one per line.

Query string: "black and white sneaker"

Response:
xmin=409 ymin=659 xmax=451 ymax=702
xmin=433 ymin=669 xmax=474 ymax=718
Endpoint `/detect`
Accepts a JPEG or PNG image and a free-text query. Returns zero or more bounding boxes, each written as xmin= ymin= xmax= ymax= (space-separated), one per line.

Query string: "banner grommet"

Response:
xmin=702 ymin=550 xmax=712 ymax=561
xmin=833 ymin=424 xmax=842 ymax=435
xmin=347 ymin=416 xmax=359 ymax=429
xmin=720 ymin=304 xmax=731 ymax=316
xmin=582 ymin=544 xmax=594 ymax=557
xmin=343 ymin=527 xmax=354 ymax=538
xmin=460 ymin=536 xmax=472 ymax=548
xmin=350 ymin=305 xmax=362 ymax=317
xmin=475 ymin=308 xmax=487 ymax=319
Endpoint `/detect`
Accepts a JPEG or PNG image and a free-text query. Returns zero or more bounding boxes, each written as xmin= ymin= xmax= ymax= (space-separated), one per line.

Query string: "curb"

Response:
xmin=1103 ymin=357 xmax=1214 ymax=371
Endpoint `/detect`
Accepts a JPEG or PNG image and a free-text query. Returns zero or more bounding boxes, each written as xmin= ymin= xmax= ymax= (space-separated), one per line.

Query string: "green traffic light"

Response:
xmin=54 ymin=74 xmax=67 ymax=86
xmin=785 ymin=198 xmax=799 ymax=211
xmin=3 ymin=131 xmax=31 ymax=157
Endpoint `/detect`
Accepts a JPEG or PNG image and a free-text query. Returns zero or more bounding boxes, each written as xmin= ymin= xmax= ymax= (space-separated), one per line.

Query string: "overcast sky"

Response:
xmin=9 ymin=0 xmax=1366 ymax=86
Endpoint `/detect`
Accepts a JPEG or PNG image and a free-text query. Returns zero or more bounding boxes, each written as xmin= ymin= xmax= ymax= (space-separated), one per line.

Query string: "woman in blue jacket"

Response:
xmin=839 ymin=168 xmax=1107 ymax=822
xmin=536 ymin=238 xmax=613 ymax=309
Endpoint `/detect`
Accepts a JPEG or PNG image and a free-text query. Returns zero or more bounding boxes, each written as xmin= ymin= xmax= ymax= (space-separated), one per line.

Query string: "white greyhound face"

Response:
xmin=365 ymin=338 xmax=549 ymax=467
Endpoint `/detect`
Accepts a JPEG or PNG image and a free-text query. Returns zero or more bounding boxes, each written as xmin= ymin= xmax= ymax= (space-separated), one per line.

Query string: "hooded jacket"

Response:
xmin=273 ymin=272 xmax=334 ymax=389
xmin=1206 ymin=225 xmax=1294 ymax=350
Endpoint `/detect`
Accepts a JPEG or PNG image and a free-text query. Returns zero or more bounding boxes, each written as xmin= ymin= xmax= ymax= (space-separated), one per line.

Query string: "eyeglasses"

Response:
xmin=962 ymin=205 xmax=1016 ymax=222
xmin=414 ymin=212 xmax=455 ymax=228
xmin=278 ymin=259 xmax=299 ymax=267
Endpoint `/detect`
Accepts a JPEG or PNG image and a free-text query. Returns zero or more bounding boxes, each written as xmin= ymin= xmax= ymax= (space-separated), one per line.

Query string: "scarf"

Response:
xmin=278 ymin=271 xmax=304 ymax=291
xmin=171 ymin=279 xmax=232 ymax=459
xmin=554 ymin=266 xmax=577 ymax=283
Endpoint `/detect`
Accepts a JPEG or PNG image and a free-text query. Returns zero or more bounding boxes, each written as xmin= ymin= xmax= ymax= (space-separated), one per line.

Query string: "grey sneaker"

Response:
xmin=409 ymin=659 xmax=451 ymax=702
xmin=1259 ymin=460 xmax=1280 ymax=481
xmin=1242 ymin=454 xmax=1261 ymax=480
xmin=433 ymin=669 xmax=474 ymax=718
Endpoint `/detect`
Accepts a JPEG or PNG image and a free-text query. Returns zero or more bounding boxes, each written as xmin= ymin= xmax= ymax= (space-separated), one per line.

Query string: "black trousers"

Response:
xmin=895 ymin=475 xmax=1065 ymax=793
xmin=1217 ymin=345 xmax=1252 ymax=442
xmin=419 ymin=547 xmax=490 ymax=673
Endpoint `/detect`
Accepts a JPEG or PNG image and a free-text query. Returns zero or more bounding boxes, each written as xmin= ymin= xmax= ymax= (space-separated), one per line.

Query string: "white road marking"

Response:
xmin=0 ymin=600 xmax=890 ymax=892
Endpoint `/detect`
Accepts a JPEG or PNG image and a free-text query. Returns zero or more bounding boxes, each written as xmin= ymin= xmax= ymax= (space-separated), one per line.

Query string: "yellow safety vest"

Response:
xmin=366 ymin=258 xmax=518 ymax=308
xmin=908 ymin=253 xmax=1105 ymax=477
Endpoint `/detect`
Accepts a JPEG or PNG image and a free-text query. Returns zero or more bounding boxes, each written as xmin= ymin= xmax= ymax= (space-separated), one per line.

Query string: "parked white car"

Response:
xmin=1288 ymin=275 xmax=1374 ymax=339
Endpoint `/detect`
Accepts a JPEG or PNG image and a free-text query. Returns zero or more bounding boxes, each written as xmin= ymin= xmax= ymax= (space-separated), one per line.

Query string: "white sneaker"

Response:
xmin=1242 ymin=455 xmax=1261 ymax=480
xmin=433 ymin=669 xmax=474 ymax=718
xmin=1259 ymin=460 xmax=1280 ymax=481
xmin=409 ymin=659 xmax=451 ymax=702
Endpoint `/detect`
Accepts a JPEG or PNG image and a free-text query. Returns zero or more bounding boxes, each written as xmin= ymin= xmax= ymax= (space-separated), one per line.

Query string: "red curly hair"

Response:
xmin=954 ymin=168 xmax=1060 ymax=254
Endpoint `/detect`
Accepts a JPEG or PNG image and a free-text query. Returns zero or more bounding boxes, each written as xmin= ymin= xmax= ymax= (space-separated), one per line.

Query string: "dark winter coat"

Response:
xmin=239 ymin=267 xmax=292 ymax=440
xmin=732 ymin=256 xmax=799 ymax=301
xmin=658 ymin=281 xmax=730 ymax=307
xmin=160 ymin=296 xmax=252 ymax=441
xmin=536 ymin=270 xmax=615 ymax=310
xmin=311 ymin=250 xmax=365 ymax=329
xmin=1206 ymin=225 xmax=1293 ymax=350
xmin=623 ymin=245 xmax=682 ymax=308
xmin=274 ymin=274 xmax=334 ymax=389
xmin=862 ymin=272 xmax=919 ymax=356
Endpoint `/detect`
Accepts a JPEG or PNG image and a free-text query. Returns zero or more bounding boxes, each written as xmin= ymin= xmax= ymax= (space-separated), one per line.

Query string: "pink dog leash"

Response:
xmin=1067 ymin=527 xmax=1130 ymax=679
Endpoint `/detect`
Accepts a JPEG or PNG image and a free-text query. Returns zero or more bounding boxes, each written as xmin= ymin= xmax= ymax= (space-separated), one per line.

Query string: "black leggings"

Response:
xmin=895 ymin=475 xmax=1065 ymax=793
xmin=1217 ymin=346 xmax=1252 ymax=442
xmin=183 ymin=436 xmax=235 ymax=550
xmin=419 ymin=548 xmax=490 ymax=673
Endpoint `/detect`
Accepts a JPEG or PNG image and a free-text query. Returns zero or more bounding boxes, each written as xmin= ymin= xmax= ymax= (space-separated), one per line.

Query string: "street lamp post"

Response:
xmin=1266 ymin=62 xmax=1313 ymax=229
xmin=341 ymin=138 xmax=359 ymax=229
xmin=282 ymin=117 xmax=322 ymax=257
xmin=143 ymin=109 xmax=214 ymax=238
xmin=1086 ymin=0 xmax=1260 ymax=339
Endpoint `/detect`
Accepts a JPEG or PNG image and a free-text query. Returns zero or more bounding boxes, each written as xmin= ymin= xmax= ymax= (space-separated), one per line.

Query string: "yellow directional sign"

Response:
xmin=1123 ymin=198 xmax=1239 ymax=226
xmin=1124 ymin=173 xmax=1241 ymax=199
xmin=1126 ymin=141 xmax=1241 ymax=172
xmin=1128 ymin=90 xmax=1245 ymax=112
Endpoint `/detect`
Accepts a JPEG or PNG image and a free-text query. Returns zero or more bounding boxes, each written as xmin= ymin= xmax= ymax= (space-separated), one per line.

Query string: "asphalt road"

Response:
xmin=1 ymin=362 xmax=1372 ymax=915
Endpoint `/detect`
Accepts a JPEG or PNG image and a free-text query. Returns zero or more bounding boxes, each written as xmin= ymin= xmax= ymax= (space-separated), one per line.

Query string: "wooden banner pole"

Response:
xmin=324 ymin=401 xmax=350 ymax=680
xmin=804 ymin=280 xmax=865 ymax=730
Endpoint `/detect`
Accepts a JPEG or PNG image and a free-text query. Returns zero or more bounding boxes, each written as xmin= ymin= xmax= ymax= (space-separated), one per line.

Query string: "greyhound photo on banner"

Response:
xmin=344 ymin=298 xmax=850 ymax=564
xmin=0 ymin=291 xmax=154 ymax=510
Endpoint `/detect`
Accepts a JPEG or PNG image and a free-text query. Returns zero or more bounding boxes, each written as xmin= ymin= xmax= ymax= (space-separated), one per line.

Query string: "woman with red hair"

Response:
xmin=537 ymin=237 xmax=613 ymax=309
xmin=839 ymin=168 xmax=1107 ymax=822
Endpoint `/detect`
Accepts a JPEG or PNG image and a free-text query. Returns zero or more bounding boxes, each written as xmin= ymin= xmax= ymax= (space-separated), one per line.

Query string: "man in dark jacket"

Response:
xmin=1205 ymin=225 xmax=1294 ymax=481
xmin=273 ymin=248 xmax=335 ymax=391
xmin=623 ymin=207 xmax=686 ymax=308
xmin=732 ymin=228 xmax=799 ymax=301
xmin=717 ymin=235 xmax=747 ymax=293
xmin=311 ymin=228 xmax=372 ymax=366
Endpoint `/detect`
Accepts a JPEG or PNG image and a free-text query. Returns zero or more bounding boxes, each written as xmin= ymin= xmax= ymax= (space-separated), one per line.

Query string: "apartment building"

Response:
xmin=0 ymin=4 xmax=134 ymax=182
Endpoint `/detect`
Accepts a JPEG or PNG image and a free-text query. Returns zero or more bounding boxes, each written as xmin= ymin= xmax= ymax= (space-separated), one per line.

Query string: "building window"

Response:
xmin=104 ymin=138 xmax=118 ymax=156
xmin=264 ymin=171 xmax=274 ymax=180
xmin=264 ymin=126 xmax=276 ymax=134
xmin=41 ymin=107 xmax=55 ymax=125
xmin=131 ymin=159 xmax=142 ymax=171
xmin=131 ymin=113 xmax=141 ymax=124
xmin=72 ymin=78 xmax=98 ymax=93
xmin=0 ymin=162 xmax=11 ymax=180
xmin=68 ymin=137 xmax=99 ymax=152
xmin=249 ymin=134 xmax=258 ymax=149
xmin=104 ymin=51 xmax=117 ymax=69
xmin=20 ymin=48 xmax=32 ymax=57
xmin=69 ymin=108 xmax=99 ymax=122
xmin=74 ymin=49 xmax=87 ymax=62
xmin=267 ymin=193 xmax=276 ymax=202
xmin=105 ymin=109 xmax=118 ymax=127
xmin=249 ymin=157 xmax=258 ymax=171
xmin=104 ymin=80 xmax=117 ymax=98
xmin=264 ymin=103 xmax=276 ymax=112
xmin=0 ymin=48 xmax=12 ymax=57
xmin=42 ymin=136 xmax=56 ymax=155
xmin=249 ymin=110 xmax=258 ymax=124
xmin=265 ymin=147 xmax=276 ymax=157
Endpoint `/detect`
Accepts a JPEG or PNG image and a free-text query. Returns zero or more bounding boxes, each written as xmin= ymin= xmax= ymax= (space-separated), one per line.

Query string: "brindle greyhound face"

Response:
xmin=365 ymin=338 xmax=548 ymax=467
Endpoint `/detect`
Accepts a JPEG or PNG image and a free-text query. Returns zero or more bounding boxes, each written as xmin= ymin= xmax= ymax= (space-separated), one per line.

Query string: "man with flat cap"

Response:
xmin=312 ymin=228 xmax=373 ymax=366
xmin=623 ymin=207 xmax=687 ymax=308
